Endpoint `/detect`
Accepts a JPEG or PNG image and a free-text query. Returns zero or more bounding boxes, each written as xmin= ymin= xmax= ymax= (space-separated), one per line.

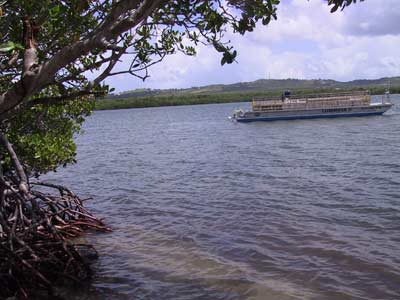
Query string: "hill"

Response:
xmin=96 ymin=77 xmax=400 ymax=110
xmin=106 ymin=77 xmax=400 ymax=99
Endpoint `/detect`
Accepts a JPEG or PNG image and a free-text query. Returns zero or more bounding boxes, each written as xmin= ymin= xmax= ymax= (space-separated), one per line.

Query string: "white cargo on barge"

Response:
xmin=232 ymin=91 xmax=393 ymax=122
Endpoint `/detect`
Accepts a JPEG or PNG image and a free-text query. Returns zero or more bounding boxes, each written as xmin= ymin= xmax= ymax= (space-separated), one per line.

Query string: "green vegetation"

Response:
xmin=7 ymin=98 xmax=94 ymax=176
xmin=96 ymin=91 xmax=274 ymax=110
xmin=96 ymin=78 xmax=400 ymax=110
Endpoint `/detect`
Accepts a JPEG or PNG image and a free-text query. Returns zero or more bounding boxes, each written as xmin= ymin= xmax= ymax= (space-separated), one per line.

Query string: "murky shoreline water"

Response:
xmin=45 ymin=95 xmax=400 ymax=300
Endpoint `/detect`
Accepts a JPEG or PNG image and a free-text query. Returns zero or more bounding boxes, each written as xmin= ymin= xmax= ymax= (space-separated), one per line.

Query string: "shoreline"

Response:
xmin=95 ymin=87 xmax=400 ymax=111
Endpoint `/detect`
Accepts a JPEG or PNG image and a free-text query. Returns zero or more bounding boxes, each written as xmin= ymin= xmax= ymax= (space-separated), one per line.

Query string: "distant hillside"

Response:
xmin=106 ymin=77 xmax=400 ymax=100
xmin=96 ymin=76 xmax=400 ymax=110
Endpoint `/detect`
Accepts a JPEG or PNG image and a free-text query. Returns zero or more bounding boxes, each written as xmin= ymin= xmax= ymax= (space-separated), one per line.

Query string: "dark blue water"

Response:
xmin=46 ymin=95 xmax=400 ymax=300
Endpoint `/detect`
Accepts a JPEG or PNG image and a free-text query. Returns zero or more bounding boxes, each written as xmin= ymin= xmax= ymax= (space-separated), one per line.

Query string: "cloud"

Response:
xmin=340 ymin=0 xmax=400 ymax=36
xmin=106 ymin=0 xmax=400 ymax=92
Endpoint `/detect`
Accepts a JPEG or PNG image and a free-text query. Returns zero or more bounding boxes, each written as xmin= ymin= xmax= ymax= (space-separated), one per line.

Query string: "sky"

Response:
xmin=105 ymin=0 xmax=400 ymax=92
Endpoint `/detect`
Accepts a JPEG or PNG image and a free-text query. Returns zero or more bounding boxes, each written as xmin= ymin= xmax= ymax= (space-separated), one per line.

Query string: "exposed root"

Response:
xmin=0 ymin=180 xmax=111 ymax=299
xmin=0 ymin=132 xmax=111 ymax=299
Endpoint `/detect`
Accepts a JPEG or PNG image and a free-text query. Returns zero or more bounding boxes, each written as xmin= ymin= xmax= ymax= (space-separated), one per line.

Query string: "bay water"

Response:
xmin=46 ymin=95 xmax=400 ymax=300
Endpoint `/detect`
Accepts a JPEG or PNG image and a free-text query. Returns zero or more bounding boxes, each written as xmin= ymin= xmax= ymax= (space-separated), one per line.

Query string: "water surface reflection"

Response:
xmin=47 ymin=96 xmax=400 ymax=300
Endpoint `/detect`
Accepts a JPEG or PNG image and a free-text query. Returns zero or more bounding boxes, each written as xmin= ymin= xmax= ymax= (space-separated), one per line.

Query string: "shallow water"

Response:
xmin=45 ymin=95 xmax=400 ymax=300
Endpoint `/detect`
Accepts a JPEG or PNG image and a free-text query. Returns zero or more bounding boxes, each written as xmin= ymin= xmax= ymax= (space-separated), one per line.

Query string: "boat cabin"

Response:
xmin=252 ymin=91 xmax=371 ymax=112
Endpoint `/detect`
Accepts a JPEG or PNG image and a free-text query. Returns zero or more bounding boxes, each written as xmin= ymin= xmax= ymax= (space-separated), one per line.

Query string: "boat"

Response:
xmin=231 ymin=91 xmax=393 ymax=122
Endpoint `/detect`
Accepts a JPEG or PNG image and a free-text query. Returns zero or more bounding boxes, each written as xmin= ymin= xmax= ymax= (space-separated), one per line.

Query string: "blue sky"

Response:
xmin=105 ymin=0 xmax=400 ymax=92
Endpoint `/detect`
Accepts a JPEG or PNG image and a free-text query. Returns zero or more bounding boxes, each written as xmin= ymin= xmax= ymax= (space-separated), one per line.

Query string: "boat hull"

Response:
xmin=235 ymin=104 xmax=393 ymax=122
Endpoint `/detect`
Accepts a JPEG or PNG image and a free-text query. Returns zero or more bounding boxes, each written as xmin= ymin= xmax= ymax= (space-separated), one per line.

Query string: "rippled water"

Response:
xmin=46 ymin=95 xmax=400 ymax=300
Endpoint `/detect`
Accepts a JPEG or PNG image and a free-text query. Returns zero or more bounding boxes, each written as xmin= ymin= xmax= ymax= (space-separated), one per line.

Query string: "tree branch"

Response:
xmin=0 ymin=132 xmax=29 ymax=196
xmin=0 ymin=0 xmax=163 ymax=121
xmin=22 ymin=16 xmax=39 ymax=76
xmin=0 ymin=51 xmax=20 ymax=71
xmin=29 ymin=91 xmax=100 ymax=107
xmin=92 ymin=47 xmax=128 ymax=86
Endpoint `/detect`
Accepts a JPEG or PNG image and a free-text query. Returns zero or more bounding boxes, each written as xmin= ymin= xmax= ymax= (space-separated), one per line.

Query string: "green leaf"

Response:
xmin=0 ymin=41 xmax=16 ymax=53
xmin=213 ymin=41 xmax=226 ymax=53
xmin=49 ymin=5 xmax=61 ymax=17
xmin=221 ymin=55 xmax=227 ymax=66
xmin=330 ymin=5 xmax=339 ymax=12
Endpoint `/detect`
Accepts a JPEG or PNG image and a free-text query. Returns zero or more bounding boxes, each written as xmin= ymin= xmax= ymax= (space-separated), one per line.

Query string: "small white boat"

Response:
xmin=232 ymin=91 xmax=393 ymax=122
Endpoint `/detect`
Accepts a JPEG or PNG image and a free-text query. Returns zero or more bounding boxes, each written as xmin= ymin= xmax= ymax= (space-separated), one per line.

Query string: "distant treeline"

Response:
xmin=105 ymin=77 xmax=400 ymax=100
xmin=95 ymin=86 xmax=400 ymax=111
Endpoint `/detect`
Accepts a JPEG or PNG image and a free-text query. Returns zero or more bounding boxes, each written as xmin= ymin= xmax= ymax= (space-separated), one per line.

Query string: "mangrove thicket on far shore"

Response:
xmin=96 ymin=84 xmax=400 ymax=111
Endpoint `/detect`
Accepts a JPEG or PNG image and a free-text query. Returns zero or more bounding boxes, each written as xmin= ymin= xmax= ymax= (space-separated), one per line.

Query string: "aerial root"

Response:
xmin=0 ymin=180 xmax=111 ymax=299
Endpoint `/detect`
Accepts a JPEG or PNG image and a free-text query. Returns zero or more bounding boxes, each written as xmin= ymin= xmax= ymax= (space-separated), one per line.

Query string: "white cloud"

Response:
xmin=340 ymin=0 xmax=400 ymax=36
xmin=106 ymin=0 xmax=400 ymax=92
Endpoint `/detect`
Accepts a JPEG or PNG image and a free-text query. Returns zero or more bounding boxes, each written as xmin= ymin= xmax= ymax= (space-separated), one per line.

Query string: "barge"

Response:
xmin=232 ymin=91 xmax=393 ymax=122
